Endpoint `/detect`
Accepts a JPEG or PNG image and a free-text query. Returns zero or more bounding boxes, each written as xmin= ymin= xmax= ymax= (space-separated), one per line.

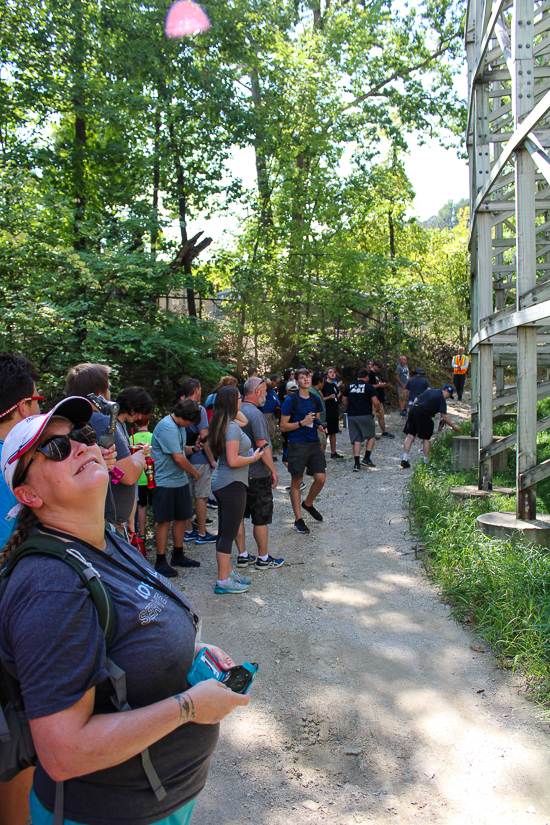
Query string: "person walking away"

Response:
xmin=368 ymin=359 xmax=394 ymax=438
xmin=403 ymin=368 xmax=430 ymax=411
xmin=323 ymin=367 xmax=343 ymax=458
xmin=401 ymin=385 xmax=461 ymax=468
xmin=236 ymin=377 xmax=283 ymax=571
xmin=395 ymin=355 xmax=409 ymax=417
xmin=342 ymin=368 xmax=381 ymax=471
xmin=452 ymin=346 xmax=469 ymax=401
xmin=151 ymin=399 xmax=202 ymax=576
xmin=209 ymin=386 xmax=262 ymax=593
xmin=280 ymin=369 xmax=327 ymax=534
xmin=176 ymin=379 xmax=217 ymax=546
xmin=311 ymin=372 xmax=328 ymax=454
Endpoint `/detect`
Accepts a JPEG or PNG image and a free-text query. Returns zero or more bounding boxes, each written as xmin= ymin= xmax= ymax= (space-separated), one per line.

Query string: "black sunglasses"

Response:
xmin=16 ymin=423 xmax=97 ymax=486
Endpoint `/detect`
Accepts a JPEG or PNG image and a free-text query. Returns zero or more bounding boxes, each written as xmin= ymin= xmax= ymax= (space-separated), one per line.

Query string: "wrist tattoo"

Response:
xmin=175 ymin=692 xmax=195 ymax=725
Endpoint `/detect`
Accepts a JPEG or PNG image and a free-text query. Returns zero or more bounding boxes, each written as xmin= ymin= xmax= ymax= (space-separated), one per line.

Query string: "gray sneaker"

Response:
xmin=230 ymin=569 xmax=252 ymax=584
xmin=214 ymin=577 xmax=250 ymax=594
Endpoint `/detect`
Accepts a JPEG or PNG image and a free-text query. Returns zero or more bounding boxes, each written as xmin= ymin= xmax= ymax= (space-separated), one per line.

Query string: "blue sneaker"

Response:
xmin=184 ymin=529 xmax=198 ymax=542
xmin=255 ymin=555 xmax=284 ymax=570
xmin=194 ymin=531 xmax=217 ymax=544
xmin=285 ymin=481 xmax=306 ymax=492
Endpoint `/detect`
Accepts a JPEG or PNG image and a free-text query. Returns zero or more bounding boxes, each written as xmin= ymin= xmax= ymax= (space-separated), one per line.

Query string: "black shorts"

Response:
xmin=287 ymin=441 xmax=326 ymax=479
xmin=151 ymin=484 xmax=193 ymax=523
xmin=138 ymin=485 xmax=153 ymax=508
xmin=403 ymin=407 xmax=434 ymax=441
xmin=244 ymin=476 xmax=273 ymax=526
xmin=326 ymin=416 xmax=340 ymax=435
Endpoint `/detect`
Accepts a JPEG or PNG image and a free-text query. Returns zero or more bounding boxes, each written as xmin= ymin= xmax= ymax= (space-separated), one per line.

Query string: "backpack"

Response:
xmin=290 ymin=390 xmax=322 ymax=420
xmin=0 ymin=534 xmax=166 ymax=825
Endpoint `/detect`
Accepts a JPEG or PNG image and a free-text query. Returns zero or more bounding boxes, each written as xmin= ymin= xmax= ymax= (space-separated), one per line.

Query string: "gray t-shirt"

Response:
xmin=396 ymin=364 xmax=409 ymax=386
xmin=0 ymin=528 xmax=219 ymax=825
xmin=186 ymin=405 xmax=210 ymax=466
xmin=241 ymin=402 xmax=271 ymax=480
xmin=210 ymin=421 xmax=251 ymax=491
xmin=90 ymin=413 xmax=135 ymax=524
xmin=152 ymin=416 xmax=188 ymax=487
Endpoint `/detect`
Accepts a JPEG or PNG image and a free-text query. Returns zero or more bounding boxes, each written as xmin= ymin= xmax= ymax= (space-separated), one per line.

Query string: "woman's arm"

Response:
xmin=225 ymin=439 xmax=260 ymax=468
xmin=30 ymin=678 xmax=249 ymax=783
xmin=235 ymin=411 xmax=248 ymax=427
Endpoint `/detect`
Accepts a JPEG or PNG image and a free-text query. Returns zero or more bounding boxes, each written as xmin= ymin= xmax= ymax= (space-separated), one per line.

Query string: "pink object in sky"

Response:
xmin=165 ymin=0 xmax=211 ymax=38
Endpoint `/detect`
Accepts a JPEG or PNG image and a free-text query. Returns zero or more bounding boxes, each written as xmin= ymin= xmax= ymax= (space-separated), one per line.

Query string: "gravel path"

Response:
xmin=171 ymin=407 xmax=550 ymax=825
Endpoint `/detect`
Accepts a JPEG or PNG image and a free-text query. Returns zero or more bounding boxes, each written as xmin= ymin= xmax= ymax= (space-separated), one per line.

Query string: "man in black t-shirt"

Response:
xmin=404 ymin=368 xmax=430 ymax=410
xmin=342 ymin=368 xmax=380 ymax=471
xmin=368 ymin=358 xmax=394 ymax=438
xmin=401 ymin=385 xmax=461 ymax=468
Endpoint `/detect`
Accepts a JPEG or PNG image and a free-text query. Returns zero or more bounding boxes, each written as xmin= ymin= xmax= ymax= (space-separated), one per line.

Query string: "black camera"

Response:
xmin=87 ymin=393 xmax=120 ymax=449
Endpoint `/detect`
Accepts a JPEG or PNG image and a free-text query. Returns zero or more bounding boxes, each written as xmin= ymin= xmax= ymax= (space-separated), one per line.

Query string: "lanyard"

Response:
xmin=39 ymin=526 xmax=200 ymax=631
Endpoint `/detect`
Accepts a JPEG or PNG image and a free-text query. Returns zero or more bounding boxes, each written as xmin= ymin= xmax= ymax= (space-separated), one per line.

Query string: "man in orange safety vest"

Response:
xmin=451 ymin=346 xmax=469 ymax=401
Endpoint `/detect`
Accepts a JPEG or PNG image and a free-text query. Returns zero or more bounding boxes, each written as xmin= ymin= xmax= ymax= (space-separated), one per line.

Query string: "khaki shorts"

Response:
xmin=376 ymin=402 xmax=385 ymax=417
xmin=397 ymin=385 xmax=405 ymax=400
xmin=319 ymin=428 xmax=327 ymax=448
xmin=188 ymin=463 xmax=212 ymax=500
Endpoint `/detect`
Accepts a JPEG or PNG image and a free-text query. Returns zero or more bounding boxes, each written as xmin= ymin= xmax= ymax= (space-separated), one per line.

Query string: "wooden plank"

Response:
xmin=525 ymin=134 xmax=550 ymax=186
xmin=465 ymin=0 xmax=512 ymax=142
xmin=477 ymin=200 xmax=550 ymax=212
xmin=480 ymin=414 xmax=550 ymax=458
xmin=471 ymin=301 xmax=550 ymax=346
xmin=519 ymin=457 xmax=550 ymax=488
xmin=470 ymin=89 xmax=550 ymax=220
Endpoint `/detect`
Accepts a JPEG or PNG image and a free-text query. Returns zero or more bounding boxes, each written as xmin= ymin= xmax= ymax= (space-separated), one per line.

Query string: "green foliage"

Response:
xmin=408 ymin=447 xmax=550 ymax=703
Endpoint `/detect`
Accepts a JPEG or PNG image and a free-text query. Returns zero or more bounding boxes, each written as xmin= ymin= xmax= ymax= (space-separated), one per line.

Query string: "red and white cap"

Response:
xmin=1 ymin=396 xmax=94 ymax=497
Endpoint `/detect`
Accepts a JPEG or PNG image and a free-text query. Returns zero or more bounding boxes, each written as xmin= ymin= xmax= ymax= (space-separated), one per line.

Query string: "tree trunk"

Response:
xmin=250 ymin=67 xmax=273 ymax=227
xmin=71 ymin=0 xmax=86 ymax=253
xmin=151 ymin=114 xmax=161 ymax=255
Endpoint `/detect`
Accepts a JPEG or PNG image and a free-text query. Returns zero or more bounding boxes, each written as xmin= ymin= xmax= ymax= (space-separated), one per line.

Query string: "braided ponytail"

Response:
xmin=0 ymin=506 xmax=37 ymax=567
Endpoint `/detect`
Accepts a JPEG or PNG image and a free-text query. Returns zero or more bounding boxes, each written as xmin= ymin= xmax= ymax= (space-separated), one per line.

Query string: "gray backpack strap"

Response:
xmin=53 ymin=781 xmax=64 ymax=825
xmin=105 ymin=658 xmax=166 ymax=801
xmin=141 ymin=749 xmax=167 ymax=801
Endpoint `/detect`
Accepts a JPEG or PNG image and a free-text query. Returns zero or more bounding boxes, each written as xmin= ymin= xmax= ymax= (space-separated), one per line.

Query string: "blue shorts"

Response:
xmin=30 ymin=789 xmax=196 ymax=825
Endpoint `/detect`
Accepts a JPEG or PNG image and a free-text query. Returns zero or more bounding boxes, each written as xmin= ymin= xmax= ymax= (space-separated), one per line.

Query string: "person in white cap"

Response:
xmin=0 ymin=398 xmax=249 ymax=825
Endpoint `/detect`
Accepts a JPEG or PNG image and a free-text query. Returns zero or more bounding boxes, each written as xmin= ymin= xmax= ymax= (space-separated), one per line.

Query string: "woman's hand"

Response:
xmin=252 ymin=447 xmax=262 ymax=462
xmin=182 ymin=679 xmax=250 ymax=725
xmin=100 ymin=444 xmax=117 ymax=471
xmin=200 ymin=643 xmax=236 ymax=670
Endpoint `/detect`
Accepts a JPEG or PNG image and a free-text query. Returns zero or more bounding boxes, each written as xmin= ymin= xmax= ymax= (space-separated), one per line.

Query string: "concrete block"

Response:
xmin=451 ymin=436 xmax=508 ymax=472
xmin=477 ymin=511 xmax=550 ymax=549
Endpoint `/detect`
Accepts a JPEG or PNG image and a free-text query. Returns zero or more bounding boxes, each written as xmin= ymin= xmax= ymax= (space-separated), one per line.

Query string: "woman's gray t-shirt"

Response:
xmin=0 ymin=528 xmax=219 ymax=825
xmin=210 ymin=421 xmax=251 ymax=491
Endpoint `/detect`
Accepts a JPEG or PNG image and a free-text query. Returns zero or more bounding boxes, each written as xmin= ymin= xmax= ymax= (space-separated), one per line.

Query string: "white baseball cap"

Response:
xmin=1 ymin=396 xmax=94 ymax=496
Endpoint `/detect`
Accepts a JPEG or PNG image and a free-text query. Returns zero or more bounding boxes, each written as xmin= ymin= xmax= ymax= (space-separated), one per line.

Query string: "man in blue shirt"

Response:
xmin=280 ymin=369 xmax=327 ymax=534
xmin=0 ymin=354 xmax=42 ymax=550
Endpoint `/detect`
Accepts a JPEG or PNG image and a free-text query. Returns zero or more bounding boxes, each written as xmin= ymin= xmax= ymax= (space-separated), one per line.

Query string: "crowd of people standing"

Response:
xmin=0 ymin=350 xmax=465 ymax=825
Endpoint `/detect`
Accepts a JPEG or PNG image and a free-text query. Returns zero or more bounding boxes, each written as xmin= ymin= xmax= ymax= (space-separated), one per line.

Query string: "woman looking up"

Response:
xmin=209 ymin=386 xmax=261 ymax=595
xmin=0 ymin=397 xmax=249 ymax=825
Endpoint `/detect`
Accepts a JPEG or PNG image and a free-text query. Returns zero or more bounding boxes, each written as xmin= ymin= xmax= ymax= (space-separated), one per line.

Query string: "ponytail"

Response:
xmin=0 ymin=506 xmax=37 ymax=567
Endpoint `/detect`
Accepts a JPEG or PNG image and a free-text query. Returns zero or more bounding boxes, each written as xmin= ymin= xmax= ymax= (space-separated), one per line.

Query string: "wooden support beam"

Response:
xmin=480 ymin=414 xmax=550 ymax=458
xmin=519 ymin=457 xmax=550 ymax=489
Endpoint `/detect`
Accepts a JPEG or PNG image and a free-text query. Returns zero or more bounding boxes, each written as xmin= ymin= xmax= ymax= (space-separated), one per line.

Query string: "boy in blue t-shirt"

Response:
xmin=280 ymin=369 xmax=328 ymax=535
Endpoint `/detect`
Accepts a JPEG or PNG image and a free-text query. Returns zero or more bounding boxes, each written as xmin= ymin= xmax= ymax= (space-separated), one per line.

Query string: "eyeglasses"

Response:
xmin=16 ymin=423 xmax=97 ymax=486
xmin=0 ymin=395 xmax=45 ymax=419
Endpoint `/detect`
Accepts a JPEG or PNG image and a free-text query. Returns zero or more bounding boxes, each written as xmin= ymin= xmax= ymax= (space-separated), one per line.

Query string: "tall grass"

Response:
xmin=408 ymin=436 xmax=550 ymax=702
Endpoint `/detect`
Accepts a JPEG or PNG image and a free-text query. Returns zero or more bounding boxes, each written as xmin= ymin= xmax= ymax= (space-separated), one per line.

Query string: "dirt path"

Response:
xmin=174 ymin=408 xmax=550 ymax=825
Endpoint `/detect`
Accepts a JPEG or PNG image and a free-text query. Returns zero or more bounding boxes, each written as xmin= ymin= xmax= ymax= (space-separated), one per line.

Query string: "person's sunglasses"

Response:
xmin=0 ymin=395 xmax=45 ymax=419
xmin=16 ymin=423 xmax=97 ymax=486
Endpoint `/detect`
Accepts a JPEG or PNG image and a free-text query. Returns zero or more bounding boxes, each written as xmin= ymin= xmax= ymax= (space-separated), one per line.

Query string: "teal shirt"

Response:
xmin=151 ymin=416 xmax=188 ymax=487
